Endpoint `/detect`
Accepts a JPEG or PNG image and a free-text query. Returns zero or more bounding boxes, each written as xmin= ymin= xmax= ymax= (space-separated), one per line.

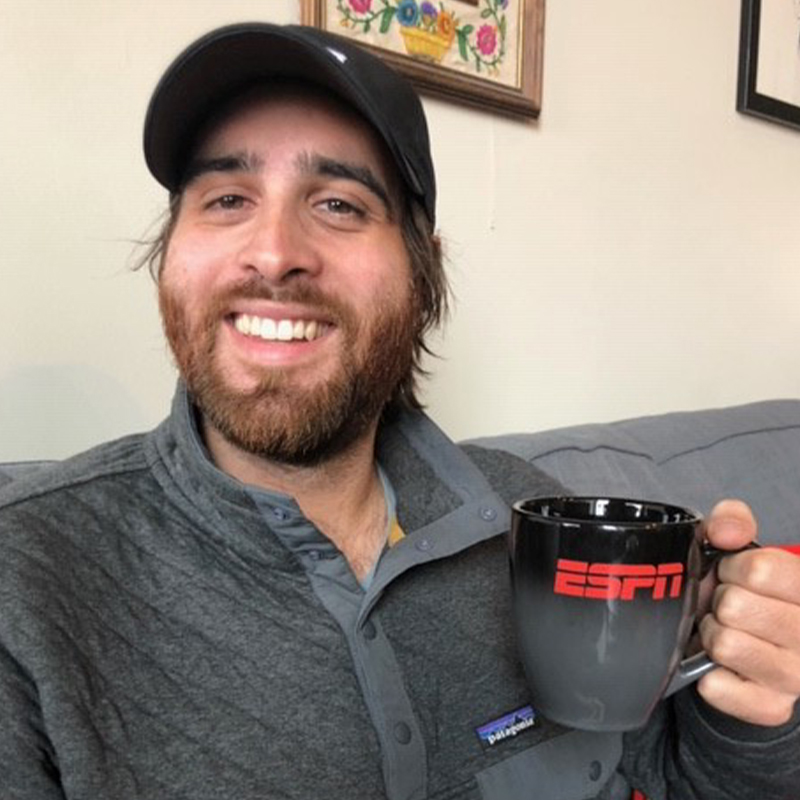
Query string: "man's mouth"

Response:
xmin=232 ymin=313 xmax=330 ymax=342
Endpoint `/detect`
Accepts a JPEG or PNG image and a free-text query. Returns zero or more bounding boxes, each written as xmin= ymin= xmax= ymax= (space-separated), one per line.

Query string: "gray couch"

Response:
xmin=470 ymin=398 xmax=800 ymax=550
xmin=0 ymin=460 xmax=54 ymax=489
xmin=2 ymin=399 xmax=800 ymax=549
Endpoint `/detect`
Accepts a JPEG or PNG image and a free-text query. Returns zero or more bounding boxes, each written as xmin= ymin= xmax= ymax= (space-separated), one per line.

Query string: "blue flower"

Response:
xmin=397 ymin=0 xmax=420 ymax=27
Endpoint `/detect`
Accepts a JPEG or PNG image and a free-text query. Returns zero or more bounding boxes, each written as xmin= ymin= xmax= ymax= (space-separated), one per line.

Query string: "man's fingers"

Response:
xmin=713 ymin=583 xmax=800 ymax=649
xmin=717 ymin=547 xmax=800 ymax=604
xmin=699 ymin=614 xmax=800 ymax=696
xmin=697 ymin=666 xmax=799 ymax=727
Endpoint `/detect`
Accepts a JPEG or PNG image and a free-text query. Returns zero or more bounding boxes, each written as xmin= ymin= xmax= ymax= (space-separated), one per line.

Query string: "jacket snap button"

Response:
xmin=393 ymin=722 xmax=412 ymax=744
xmin=479 ymin=506 xmax=497 ymax=521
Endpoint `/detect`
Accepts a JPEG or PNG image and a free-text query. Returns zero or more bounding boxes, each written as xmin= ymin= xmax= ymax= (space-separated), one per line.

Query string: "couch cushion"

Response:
xmin=0 ymin=460 xmax=56 ymax=490
xmin=468 ymin=400 xmax=800 ymax=547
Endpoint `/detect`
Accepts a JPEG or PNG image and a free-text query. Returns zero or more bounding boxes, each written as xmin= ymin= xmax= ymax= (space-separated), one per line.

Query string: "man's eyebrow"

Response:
xmin=301 ymin=154 xmax=394 ymax=215
xmin=180 ymin=152 xmax=264 ymax=189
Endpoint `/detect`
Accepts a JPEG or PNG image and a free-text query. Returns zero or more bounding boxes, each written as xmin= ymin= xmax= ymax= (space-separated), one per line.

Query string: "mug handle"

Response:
xmin=664 ymin=540 xmax=760 ymax=698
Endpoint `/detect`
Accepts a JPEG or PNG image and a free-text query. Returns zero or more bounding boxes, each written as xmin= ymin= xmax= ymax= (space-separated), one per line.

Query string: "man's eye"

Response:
xmin=208 ymin=194 xmax=246 ymax=210
xmin=322 ymin=198 xmax=364 ymax=217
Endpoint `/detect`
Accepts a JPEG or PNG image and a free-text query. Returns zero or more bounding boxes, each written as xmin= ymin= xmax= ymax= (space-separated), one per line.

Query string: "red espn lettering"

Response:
xmin=554 ymin=559 xmax=684 ymax=601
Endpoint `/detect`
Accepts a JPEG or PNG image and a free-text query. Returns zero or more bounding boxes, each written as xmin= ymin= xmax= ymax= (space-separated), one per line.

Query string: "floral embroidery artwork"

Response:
xmin=330 ymin=0 xmax=522 ymax=87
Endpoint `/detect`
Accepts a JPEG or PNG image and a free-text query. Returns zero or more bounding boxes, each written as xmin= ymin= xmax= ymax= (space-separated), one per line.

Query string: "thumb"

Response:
xmin=704 ymin=499 xmax=758 ymax=550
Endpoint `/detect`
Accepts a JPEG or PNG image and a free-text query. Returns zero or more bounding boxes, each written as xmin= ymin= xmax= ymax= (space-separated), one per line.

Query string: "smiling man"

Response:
xmin=160 ymin=89 xmax=416 ymax=466
xmin=0 ymin=22 xmax=798 ymax=800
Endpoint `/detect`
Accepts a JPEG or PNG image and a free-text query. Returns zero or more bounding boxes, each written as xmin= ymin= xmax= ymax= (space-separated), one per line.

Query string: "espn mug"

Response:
xmin=509 ymin=496 xmax=752 ymax=732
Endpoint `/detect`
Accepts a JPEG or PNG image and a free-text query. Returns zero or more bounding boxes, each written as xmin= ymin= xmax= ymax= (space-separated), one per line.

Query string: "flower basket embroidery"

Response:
xmin=399 ymin=25 xmax=454 ymax=63
xmin=336 ymin=0 xmax=509 ymax=77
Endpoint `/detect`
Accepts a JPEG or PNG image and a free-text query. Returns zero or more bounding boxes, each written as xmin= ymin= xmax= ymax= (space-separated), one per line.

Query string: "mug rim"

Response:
xmin=513 ymin=495 xmax=702 ymax=528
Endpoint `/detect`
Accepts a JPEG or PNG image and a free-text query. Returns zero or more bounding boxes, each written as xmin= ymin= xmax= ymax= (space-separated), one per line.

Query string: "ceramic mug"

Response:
xmin=509 ymin=496 xmax=753 ymax=732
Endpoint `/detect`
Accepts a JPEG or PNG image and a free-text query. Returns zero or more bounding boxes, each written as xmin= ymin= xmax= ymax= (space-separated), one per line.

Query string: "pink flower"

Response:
xmin=349 ymin=0 xmax=372 ymax=13
xmin=476 ymin=24 xmax=497 ymax=56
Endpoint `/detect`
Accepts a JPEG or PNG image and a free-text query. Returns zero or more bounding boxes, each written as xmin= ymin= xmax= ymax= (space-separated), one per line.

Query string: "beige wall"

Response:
xmin=1 ymin=0 xmax=799 ymax=460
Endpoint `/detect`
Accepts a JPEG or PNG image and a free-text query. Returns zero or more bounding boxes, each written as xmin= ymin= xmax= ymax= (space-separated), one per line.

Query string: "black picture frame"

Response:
xmin=737 ymin=0 xmax=800 ymax=131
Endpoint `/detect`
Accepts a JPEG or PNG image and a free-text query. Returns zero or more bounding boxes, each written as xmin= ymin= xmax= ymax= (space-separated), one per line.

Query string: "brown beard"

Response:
xmin=159 ymin=276 xmax=419 ymax=466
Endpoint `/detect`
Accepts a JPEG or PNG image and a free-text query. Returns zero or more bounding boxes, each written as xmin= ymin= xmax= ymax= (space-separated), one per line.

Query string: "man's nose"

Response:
xmin=235 ymin=204 xmax=322 ymax=284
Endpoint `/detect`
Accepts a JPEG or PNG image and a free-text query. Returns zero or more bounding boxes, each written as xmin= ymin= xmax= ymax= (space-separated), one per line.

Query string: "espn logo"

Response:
xmin=554 ymin=559 xmax=684 ymax=601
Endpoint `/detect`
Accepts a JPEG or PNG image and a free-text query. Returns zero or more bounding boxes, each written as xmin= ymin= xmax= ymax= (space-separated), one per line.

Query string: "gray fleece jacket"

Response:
xmin=0 ymin=385 xmax=798 ymax=800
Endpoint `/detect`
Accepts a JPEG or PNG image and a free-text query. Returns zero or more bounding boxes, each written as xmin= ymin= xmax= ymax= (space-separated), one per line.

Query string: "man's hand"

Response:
xmin=696 ymin=500 xmax=800 ymax=726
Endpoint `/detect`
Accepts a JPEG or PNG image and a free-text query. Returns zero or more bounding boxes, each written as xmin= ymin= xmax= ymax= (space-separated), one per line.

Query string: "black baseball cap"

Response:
xmin=143 ymin=22 xmax=436 ymax=223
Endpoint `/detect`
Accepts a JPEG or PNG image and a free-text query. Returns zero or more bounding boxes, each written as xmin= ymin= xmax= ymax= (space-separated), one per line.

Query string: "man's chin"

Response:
xmin=189 ymin=369 xmax=377 ymax=466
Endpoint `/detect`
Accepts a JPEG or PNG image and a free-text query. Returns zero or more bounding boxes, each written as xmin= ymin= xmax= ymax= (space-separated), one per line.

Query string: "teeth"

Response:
xmin=259 ymin=318 xmax=276 ymax=340
xmin=277 ymin=320 xmax=293 ymax=341
xmin=234 ymin=314 xmax=325 ymax=342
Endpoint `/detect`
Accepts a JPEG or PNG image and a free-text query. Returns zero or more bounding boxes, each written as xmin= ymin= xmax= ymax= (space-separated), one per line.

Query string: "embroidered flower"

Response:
xmin=396 ymin=0 xmax=420 ymax=27
xmin=476 ymin=24 xmax=497 ymax=56
xmin=348 ymin=0 xmax=373 ymax=12
xmin=420 ymin=1 xmax=437 ymax=18
xmin=437 ymin=10 xmax=456 ymax=40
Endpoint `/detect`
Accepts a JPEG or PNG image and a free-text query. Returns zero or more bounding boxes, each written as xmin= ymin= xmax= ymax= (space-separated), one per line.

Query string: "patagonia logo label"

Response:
xmin=476 ymin=705 xmax=536 ymax=747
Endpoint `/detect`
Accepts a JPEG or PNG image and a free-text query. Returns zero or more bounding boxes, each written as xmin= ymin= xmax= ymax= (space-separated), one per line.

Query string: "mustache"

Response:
xmin=201 ymin=277 xmax=353 ymax=325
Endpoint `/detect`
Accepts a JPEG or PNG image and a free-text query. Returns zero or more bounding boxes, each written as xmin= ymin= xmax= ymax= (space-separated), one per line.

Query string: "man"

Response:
xmin=0 ymin=22 xmax=798 ymax=800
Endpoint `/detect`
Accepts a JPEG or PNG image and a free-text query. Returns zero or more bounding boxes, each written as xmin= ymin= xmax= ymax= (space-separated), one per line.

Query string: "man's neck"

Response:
xmin=202 ymin=420 xmax=388 ymax=582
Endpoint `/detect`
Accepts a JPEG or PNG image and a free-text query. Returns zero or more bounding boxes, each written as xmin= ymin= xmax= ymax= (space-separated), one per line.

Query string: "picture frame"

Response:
xmin=736 ymin=0 xmax=800 ymax=131
xmin=300 ymin=0 xmax=544 ymax=119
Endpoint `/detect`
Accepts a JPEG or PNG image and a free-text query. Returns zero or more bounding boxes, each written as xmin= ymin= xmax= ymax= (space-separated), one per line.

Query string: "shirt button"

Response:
xmin=308 ymin=550 xmax=320 ymax=561
xmin=415 ymin=538 xmax=433 ymax=552
xmin=479 ymin=506 xmax=497 ymax=521
xmin=363 ymin=621 xmax=377 ymax=640
xmin=393 ymin=722 xmax=412 ymax=744
xmin=588 ymin=761 xmax=602 ymax=781
xmin=272 ymin=507 xmax=289 ymax=521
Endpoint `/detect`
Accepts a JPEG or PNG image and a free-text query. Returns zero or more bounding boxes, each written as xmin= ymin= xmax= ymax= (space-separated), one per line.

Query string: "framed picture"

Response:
xmin=300 ymin=0 xmax=544 ymax=119
xmin=736 ymin=0 xmax=800 ymax=130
